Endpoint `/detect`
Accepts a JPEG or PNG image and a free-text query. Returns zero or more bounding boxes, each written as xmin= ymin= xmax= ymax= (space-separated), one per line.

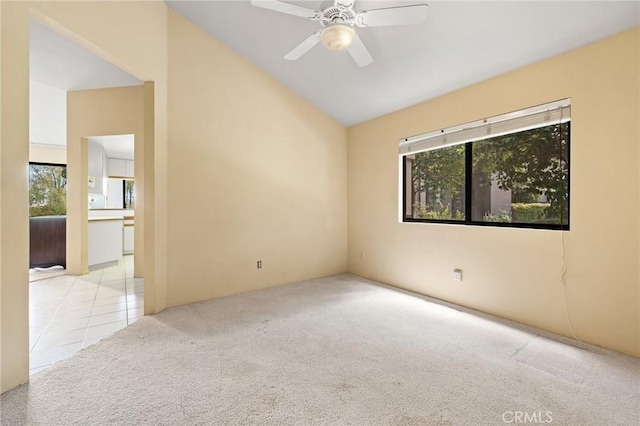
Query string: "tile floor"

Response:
xmin=29 ymin=255 xmax=143 ymax=375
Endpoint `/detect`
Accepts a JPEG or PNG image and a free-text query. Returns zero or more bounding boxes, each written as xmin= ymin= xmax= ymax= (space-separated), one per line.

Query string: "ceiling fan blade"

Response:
xmin=284 ymin=31 xmax=322 ymax=60
xmin=347 ymin=31 xmax=373 ymax=67
xmin=251 ymin=0 xmax=322 ymax=20
xmin=356 ymin=4 xmax=429 ymax=27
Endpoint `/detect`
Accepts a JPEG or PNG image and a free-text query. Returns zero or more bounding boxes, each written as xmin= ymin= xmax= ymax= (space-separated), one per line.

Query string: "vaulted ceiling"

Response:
xmin=29 ymin=1 xmax=639 ymax=127
xmin=166 ymin=1 xmax=639 ymax=126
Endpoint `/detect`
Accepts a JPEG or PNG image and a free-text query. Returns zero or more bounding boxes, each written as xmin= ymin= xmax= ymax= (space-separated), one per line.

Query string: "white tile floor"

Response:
xmin=29 ymin=255 xmax=143 ymax=375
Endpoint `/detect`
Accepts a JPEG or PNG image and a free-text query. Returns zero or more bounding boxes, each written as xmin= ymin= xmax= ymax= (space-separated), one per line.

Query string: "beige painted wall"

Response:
xmin=29 ymin=144 xmax=66 ymax=164
xmin=67 ymin=85 xmax=144 ymax=278
xmin=0 ymin=0 xmax=30 ymax=395
xmin=166 ymin=12 xmax=348 ymax=306
xmin=0 ymin=0 xmax=168 ymax=393
xmin=348 ymin=28 xmax=640 ymax=357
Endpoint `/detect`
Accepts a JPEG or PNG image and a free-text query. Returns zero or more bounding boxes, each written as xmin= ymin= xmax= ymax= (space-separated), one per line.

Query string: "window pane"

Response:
xmin=471 ymin=123 xmax=569 ymax=225
xmin=124 ymin=179 xmax=135 ymax=209
xmin=29 ymin=164 xmax=67 ymax=217
xmin=404 ymin=145 xmax=466 ymax=221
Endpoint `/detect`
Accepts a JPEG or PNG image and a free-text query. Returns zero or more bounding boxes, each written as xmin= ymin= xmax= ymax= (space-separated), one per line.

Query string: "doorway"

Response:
xmin=27 ymin=19 xmax=148 ymax=375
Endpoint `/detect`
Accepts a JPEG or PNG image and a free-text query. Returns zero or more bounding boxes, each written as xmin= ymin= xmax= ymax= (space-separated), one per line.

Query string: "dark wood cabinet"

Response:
xmin=30 ymin=216 xmax=66 ymax=269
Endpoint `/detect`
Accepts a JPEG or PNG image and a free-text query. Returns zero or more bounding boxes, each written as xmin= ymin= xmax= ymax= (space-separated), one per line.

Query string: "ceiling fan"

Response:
xmin=250 ymin=0 xmax=429 ymax=67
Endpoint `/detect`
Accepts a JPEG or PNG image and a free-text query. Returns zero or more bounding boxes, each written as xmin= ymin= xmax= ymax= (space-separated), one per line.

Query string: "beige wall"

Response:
xmin=0 ymin=0 xmax=168 ymax=393
xmin=67 ymin=85 xmax=144 ymax=278
xmin=0 ymin=0 xmax=30 ymax=395
xmin=166 ymin=12 xmax=348 ymax=306
xmin=29 ymin=144 xmax=66 ymax=164
xmin=348 ymin=28 xmax=640 ymax=357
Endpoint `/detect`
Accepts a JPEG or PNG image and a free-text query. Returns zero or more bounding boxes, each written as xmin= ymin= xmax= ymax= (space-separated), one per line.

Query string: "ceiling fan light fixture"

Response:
xmin=321 ymin=24 xmax=354 ymax=51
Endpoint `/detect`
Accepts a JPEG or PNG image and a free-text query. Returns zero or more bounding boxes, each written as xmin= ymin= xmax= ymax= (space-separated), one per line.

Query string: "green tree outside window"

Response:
xmin=29 ymin=164 xmax=67 ymax=217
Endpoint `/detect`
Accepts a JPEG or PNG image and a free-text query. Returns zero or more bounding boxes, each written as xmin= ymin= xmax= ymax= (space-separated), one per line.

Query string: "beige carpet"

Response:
xmin=1 ymin=274 xmax=638 ymax=425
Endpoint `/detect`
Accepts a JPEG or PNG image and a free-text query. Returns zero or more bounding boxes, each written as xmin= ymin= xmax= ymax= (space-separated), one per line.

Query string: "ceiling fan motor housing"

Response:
xmin=320 ymin=6 xmax=356 ymax=27
xmin=334 ymin=0 xmax=355 ymax=12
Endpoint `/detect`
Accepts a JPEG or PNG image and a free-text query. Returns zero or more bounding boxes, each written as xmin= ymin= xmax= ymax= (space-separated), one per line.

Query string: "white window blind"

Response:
xmin=399 ymin=99 xmax=571 ymax=156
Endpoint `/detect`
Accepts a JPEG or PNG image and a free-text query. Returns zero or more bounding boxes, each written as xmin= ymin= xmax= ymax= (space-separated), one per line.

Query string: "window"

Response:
xmin=124 ymin=179 xmax=135 ymax=209
xmin=29 ymin=162 xmax=67 ymax=217
xmin=401 ymin=100 xmax=570 ymax=230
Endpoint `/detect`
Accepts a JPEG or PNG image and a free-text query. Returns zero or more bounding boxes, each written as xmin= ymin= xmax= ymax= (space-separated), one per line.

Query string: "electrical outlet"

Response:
xmin=359 ymin=250 xmax=365 ymax=260
xmin=452 ymin=268 xmax=462 ymax=282
xmin=257 ymin=260 xmax=262 ymax=269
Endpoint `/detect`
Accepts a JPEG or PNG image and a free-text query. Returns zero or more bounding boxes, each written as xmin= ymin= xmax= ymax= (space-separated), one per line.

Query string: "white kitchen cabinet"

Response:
xmin=125 ymin=160 xmax=134 ymax=178
xmin=109 ymin=159 xmax=126 ymax=177
xmin=88 ymin=217 xmax=123 ymax=268
xmin=123 ymin=225 xmax=134 ymax=254
xmin=109 ymin=158 xmax=134 ymax=178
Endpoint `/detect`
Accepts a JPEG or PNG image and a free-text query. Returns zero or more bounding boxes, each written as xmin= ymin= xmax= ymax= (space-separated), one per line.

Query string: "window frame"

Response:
xmin=400 ymin=112 xmax=571 ymax=231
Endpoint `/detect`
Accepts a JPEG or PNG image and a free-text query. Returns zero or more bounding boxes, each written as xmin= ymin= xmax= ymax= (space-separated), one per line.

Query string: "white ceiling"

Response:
xmin=29 ymin=20 xmax=141 ymax=150
xmin=88 ymin=135 xmax=135 ymax=161
xmin=30 ymin=20 xmax=142 ymax=91
xmin=166 ymin=0 xmax=639 ymax=126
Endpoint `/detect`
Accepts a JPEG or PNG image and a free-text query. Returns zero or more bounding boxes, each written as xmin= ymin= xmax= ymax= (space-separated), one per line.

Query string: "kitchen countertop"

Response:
xmin=88 ymin=216 xmax=124 ymax=222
